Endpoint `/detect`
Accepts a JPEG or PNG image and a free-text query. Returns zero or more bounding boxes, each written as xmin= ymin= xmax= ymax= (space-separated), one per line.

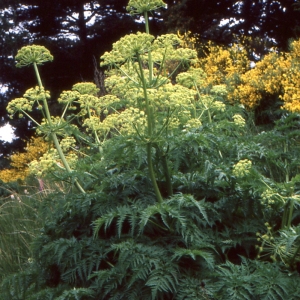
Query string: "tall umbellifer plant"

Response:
xmin=98 ymin=0 xmax=198 ymax=202
xmin=7 ymin=46 xmax=86 ymax=193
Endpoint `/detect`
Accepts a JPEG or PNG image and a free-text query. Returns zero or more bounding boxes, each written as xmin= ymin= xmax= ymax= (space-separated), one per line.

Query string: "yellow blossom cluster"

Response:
xmin=199 ymin=95 xmax=226 ymax=112
xmin=181 ymin=34 xmax=300 ymax=111
xmin=229 ymin=39 xmax=300 ymax=110
xmin=280 ymin=40 xmax=300 ymax=112
xmin=232 ymin=52 xmax=289 ymax=108
xmin=0 ymin=137 xmax=48 ymax=182
xmin=29 ymin=149 xmax=57 ymax=176
xmin=177 ymin=31 xmax=199 ymax=50
xmin=78 ymin=95 xmax=101 ymax=116
xmin=199 ymin=42 xmax=250 ymax=88
xmin=23 ymin=86 xmax=51 ymax=102
xmin=58 ymin=90 xmax=80 ymax=107
xmin=151 ymin=34 xmax=198 ymax=65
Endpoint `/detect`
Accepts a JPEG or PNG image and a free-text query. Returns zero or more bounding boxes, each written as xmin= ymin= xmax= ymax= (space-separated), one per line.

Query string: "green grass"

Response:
xmin=0 ymin=183 xmax=45 ymax=282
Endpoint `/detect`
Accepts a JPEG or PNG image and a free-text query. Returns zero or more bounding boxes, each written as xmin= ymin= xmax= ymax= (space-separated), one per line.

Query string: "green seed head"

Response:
xmin=15 ymin=45 xmax=53 ymax=67
xmin=126 ymin=0 xmax=166 ymax=15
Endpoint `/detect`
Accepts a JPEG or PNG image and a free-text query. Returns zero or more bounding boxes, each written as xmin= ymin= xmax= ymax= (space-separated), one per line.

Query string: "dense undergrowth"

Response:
xmin=1 ymin=0 xmax=300 ymax=299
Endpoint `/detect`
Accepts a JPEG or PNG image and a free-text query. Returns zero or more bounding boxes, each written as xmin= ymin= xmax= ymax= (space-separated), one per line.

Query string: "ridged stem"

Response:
xmin=33 ymin=62 xmax=85 ymax=194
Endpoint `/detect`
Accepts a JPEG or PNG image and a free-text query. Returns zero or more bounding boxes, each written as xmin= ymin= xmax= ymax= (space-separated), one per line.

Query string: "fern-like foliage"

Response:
xmin=210 ymin=257 xmax=300 ymax=300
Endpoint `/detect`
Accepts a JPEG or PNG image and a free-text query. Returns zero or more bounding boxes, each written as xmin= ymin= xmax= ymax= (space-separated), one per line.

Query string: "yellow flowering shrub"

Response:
xmin=0 ymin=137 xmax=48 ymax=182
xmin=232 ymin=52 xmax=290 ymax=108
xmin=178 ymin=31 xmax=300 ymax=112
xmin=233 ymin=39 xmax=300 ymax=111
xmin=280 ymin=40 xmax=300 ymax=112
xmin=199 ymin=42 xmax=250 ymax=88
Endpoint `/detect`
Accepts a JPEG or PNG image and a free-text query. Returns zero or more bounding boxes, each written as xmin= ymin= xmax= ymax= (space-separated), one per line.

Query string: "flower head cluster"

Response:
xmin=126 ymin=0 xmax=166 ymax=15
xmin=199 ymin=95 xmax=226 ymax=112
xmin=160 ymin=84 xmax=195 ymax=108
xmin=233 ymin=114 xmax=246 ymax=127
xmin=99 ymin=95 xmax=121 ymax=110
xmin=72 ymin=82 xmax=99 ymax=95
xmin=23 ymin=86 xmax=50 ymax=102
xmin=58 ymin=90 xmax=80 ymax=107
xmin=233 ymin=159 xmax=252 ymax=177
xmin=182 ymin=118 xmax=202 ymax=131
xmin=212 ymin=101 xmax=226 ymax=112
xmin=83 ymin=107 xmax=147 ymax=137
xmin=261 ymin=189 xmax=277 ymax=207
xmin=60 ymin=136 xmax=76 ymax=152
xmin=78 ymin=95 xmax=101 ymax=115
xmin=105 ymin=74 xmax=130 ymax=96
xmin=29 ymin=149 xmax=57 ymax=177
xmin=211 ymin=84 xmax=228 ymax=97
xmin=176 ymin=68 xmax=206 ymax=89
xmin=15 ymin=45 xmax=53 ymax=67
xmin=151 ymin=34 xmax=186 ymax=63
xmin=37 ymin=116 xmax=71 ymax=137
xmin=7 ymin=87 xmax=50 ymax=118
xmin=154 ymin=34 xmax=181 ymax=49
xmin=7 ymin=97 xmax=34 ymax=118
xmin=101 ymin=33 xmax=154 ymax=65
xmin=29 ymin=147 xmax=78 ymax=177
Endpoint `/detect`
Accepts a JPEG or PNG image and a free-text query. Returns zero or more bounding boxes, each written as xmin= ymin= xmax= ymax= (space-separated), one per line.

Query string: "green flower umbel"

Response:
xmin=15 ymin=45 xmax=53 ymax=67
xmin=233 ymin=159 xmax=252 ymax=178
xmin=126 ymin=0 xmax=166 ymax=15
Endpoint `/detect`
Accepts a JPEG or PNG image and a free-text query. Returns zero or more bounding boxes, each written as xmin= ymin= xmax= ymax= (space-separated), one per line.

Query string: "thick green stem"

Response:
xmin=147 ymin=144 xmax=163 ymax=203
xmin=281 ymin=198 xmax=294 ymax=229
xmin=33 ymin=62 xmax=43 ymax=88
xmin=137 ymin=53 xmax=163 ymax=203
xmin=281 ymin=204 xmax=288 ymax=229
xmin=287 ymin=199 xmax=294 ymax=228
xmin=137 ymin=55 xmax=152 ymax=137
xmin=33 ymin=62 xmax=85 ymax=193
xmin=144 ymin=11 xmax=150 ymax=34
xmin=144 ymin=11 xmax=153 ymax=82
xmin=155 ymin=144 xmax=173 ymax=197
